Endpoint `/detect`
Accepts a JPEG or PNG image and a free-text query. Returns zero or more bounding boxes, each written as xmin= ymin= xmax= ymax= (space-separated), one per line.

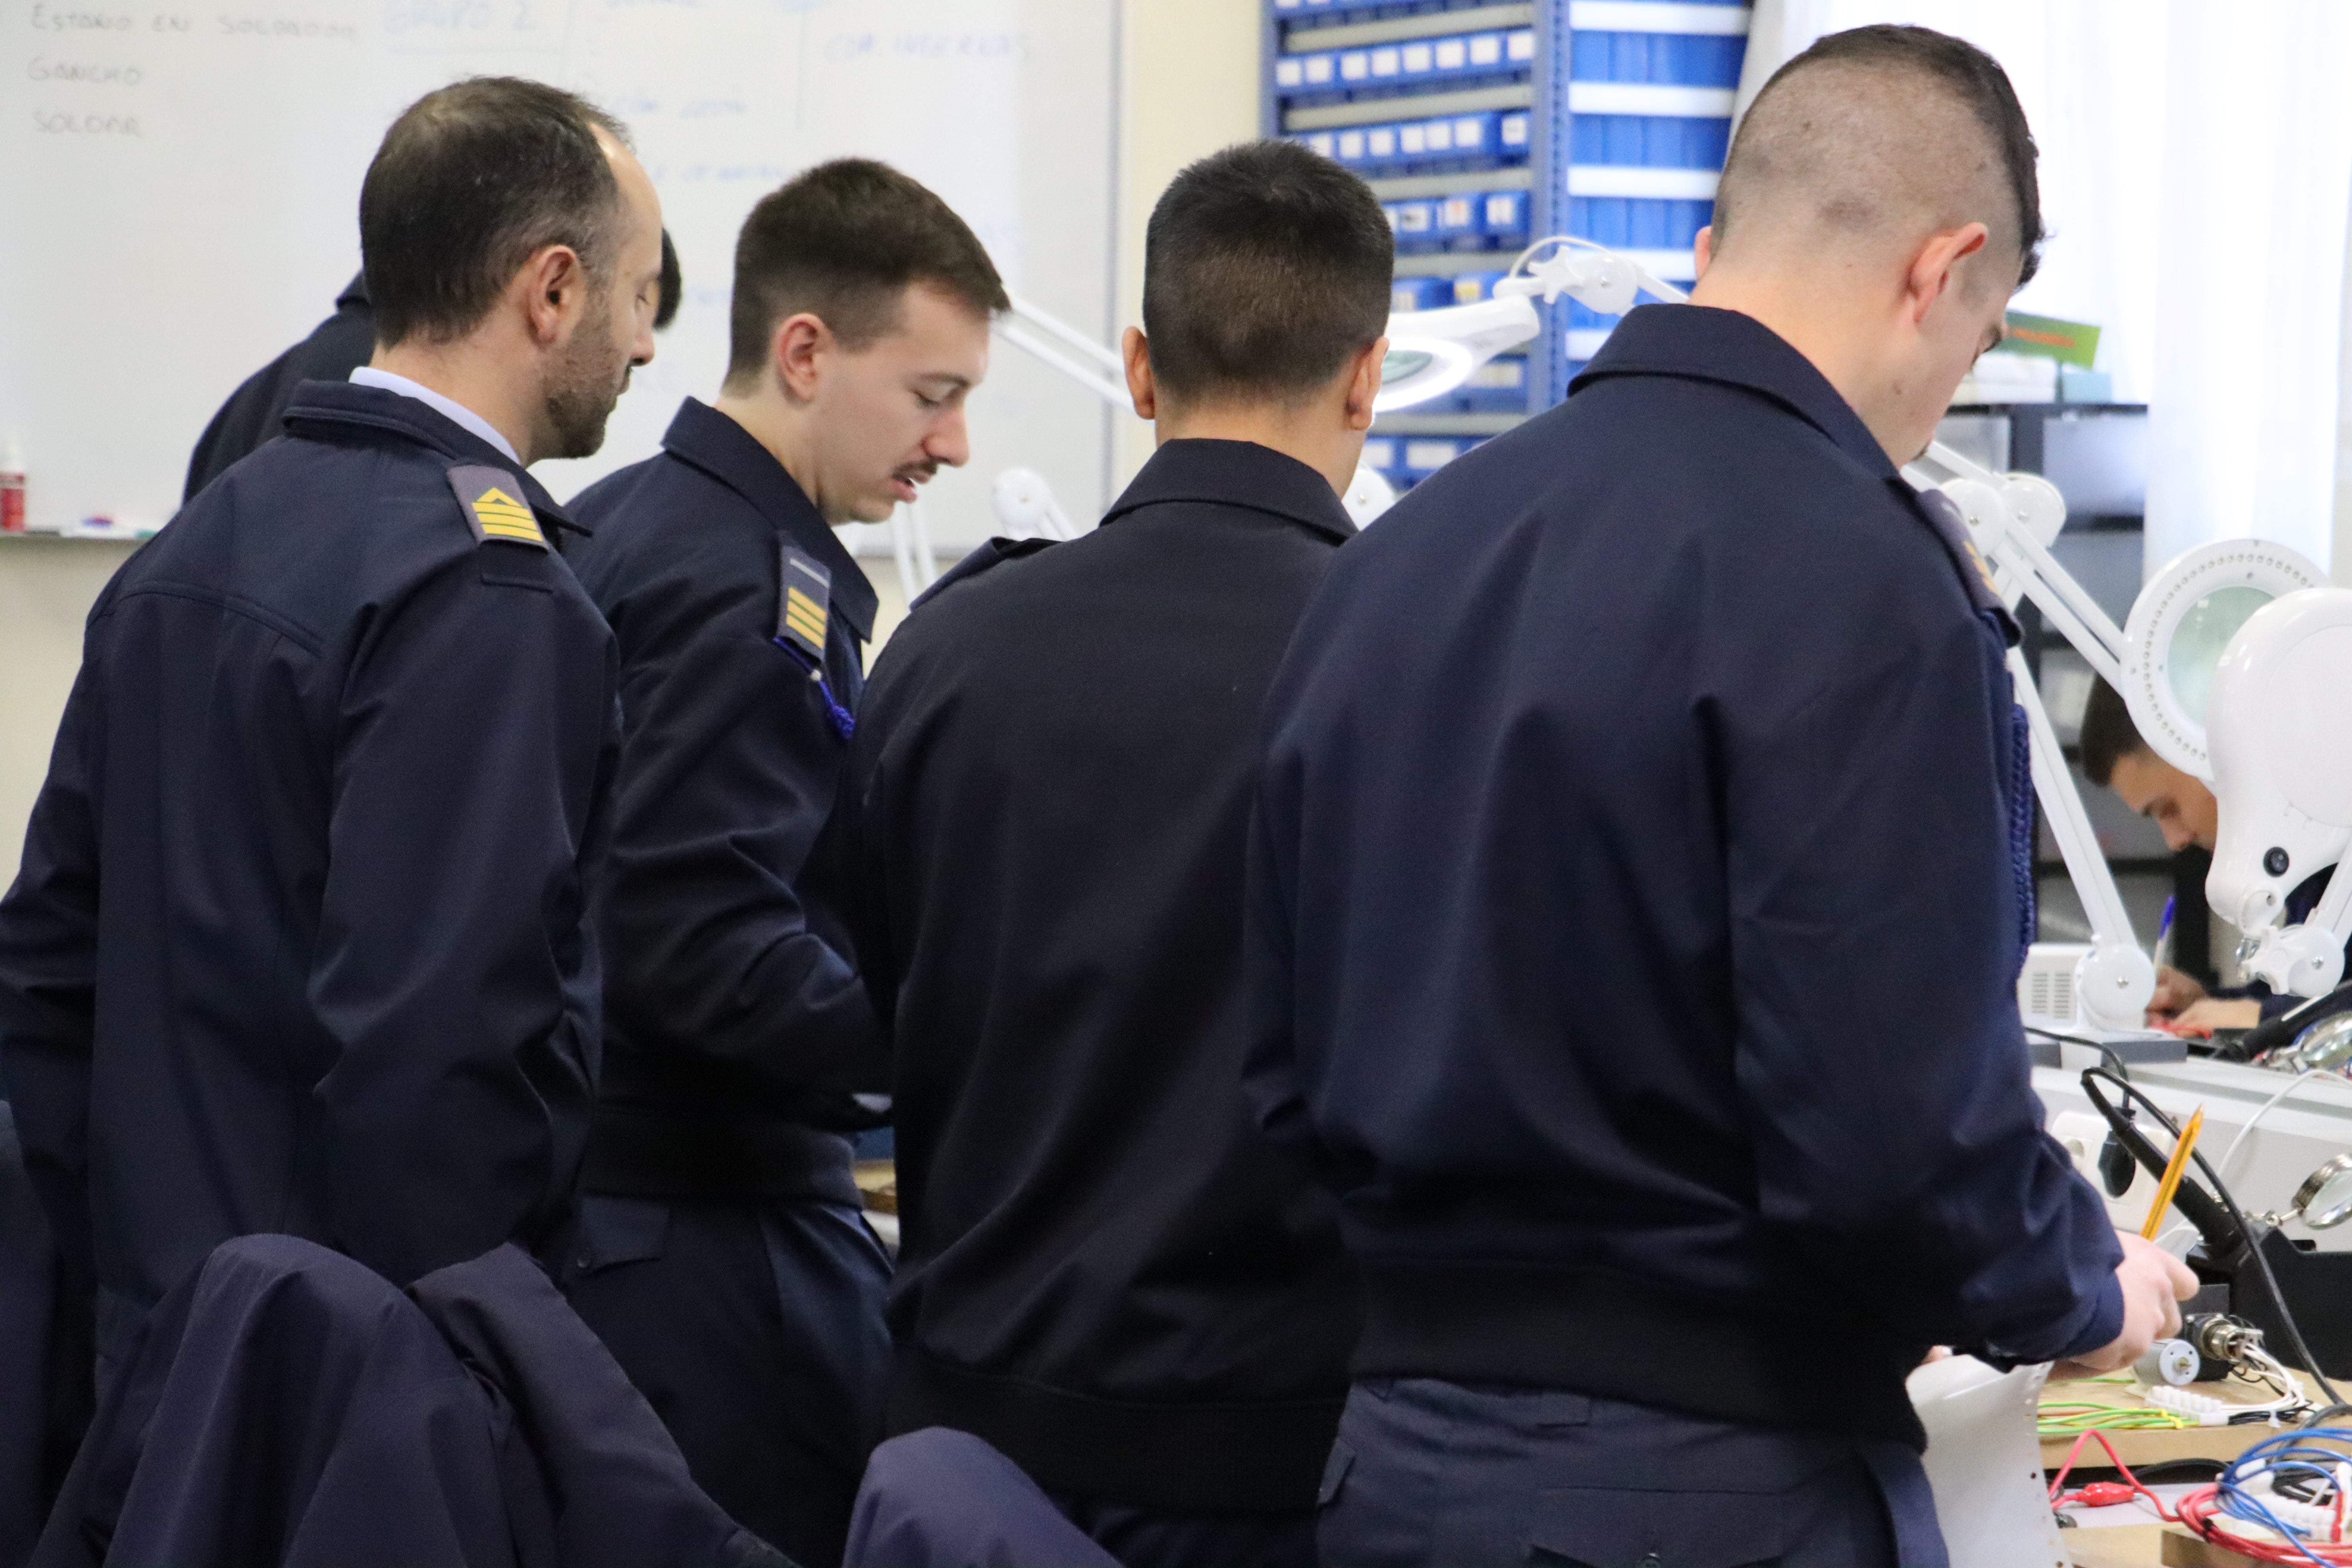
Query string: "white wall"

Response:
xmin=0 ymin=541 xmax=134 ymax=875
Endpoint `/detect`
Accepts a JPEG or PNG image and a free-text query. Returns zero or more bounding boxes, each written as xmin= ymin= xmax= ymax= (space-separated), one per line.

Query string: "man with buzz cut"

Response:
xmin=829 ymin=140 xmax=1388 ymax=1568
xmin=0 ymin=74 xmax=662 ymax=1427
xmin=1246 ymin=25 xmax=2197 ymax=1566
xmin=560 ymin=158 xmax=1007 ymax=1566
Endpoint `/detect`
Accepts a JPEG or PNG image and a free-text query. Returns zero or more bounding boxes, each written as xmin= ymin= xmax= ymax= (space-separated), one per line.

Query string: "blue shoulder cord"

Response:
xmin=774 ymin=637 xmax=856 ymax=742
xmin=2007 ymin=698 xmax=2038 ymax=964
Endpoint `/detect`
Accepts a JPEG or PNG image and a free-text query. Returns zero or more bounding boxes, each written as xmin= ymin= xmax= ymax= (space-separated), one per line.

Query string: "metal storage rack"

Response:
xmin=1266 ymin=0 xmax=1755 ymax=491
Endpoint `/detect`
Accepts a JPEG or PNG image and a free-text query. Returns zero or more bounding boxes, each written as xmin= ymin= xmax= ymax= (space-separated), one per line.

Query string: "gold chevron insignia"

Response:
xmin=471 ymin=488 xmax=543 ymax=544
xmin=784 ymin=586 xmax=828 ymax=643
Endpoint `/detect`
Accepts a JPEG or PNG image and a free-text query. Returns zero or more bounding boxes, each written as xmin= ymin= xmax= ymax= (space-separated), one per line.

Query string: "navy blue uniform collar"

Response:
xmin=279 ymin=379 xmax=577 ymax=531
xmin=338 ymin=272 xmax=370 ymax=309
xmin=1576 ymin=305 xmax=2017 ymax=644
xmin=1104 ymin=438 xmax=1355 ymax=543
xmin=658 ymin=396 xmax=877 ymax=642
xmin=1572 ymin=304 xmax=1898 ymax=480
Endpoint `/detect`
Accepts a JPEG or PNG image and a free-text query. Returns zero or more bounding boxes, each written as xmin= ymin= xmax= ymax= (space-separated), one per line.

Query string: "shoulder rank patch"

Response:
xmin=777 ymin=545 xmax=832 ymax=660
xmin=446 ymin=464 xmax=548 ymax=551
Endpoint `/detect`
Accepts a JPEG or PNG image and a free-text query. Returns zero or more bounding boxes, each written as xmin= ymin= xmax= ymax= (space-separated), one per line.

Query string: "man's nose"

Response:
xmin=928 ymin=409 xmax=971 ymax=470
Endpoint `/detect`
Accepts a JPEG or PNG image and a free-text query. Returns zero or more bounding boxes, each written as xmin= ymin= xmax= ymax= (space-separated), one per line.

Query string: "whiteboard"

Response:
xmin=0 ymin=0 xmax=1119 ymax=548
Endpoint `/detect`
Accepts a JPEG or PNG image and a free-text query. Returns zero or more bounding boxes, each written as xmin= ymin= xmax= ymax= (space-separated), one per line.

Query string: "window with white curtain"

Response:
xmin=1739 ymin=0 xmax=2352 ymax=577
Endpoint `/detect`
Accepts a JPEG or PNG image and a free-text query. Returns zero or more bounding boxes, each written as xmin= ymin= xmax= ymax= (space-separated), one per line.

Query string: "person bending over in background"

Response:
xmin=184 ymin=230 xmax=681 ymax=502
xmin=2078 ymin=676 xmax=2341 ymax=1032
xmin=1244 ymin=27 xmax=2194 ymax=1568
xmin=559 ymin=159 xmax=1004 ymax=1567
xmin=0 ymin=76 xmax=661 ymax=1432
xmin=828 ymin=140 xmax=1387 ymax=1568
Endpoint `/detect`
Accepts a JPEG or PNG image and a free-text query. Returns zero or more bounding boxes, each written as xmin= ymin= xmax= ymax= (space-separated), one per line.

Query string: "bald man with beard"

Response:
xmin=1243 ymin=25 xmax=2196 ymax=1567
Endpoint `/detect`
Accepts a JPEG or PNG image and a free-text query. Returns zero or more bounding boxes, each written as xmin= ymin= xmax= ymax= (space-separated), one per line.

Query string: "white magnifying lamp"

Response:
xmin=2179 ymin=567 xmax=2352 ymax=998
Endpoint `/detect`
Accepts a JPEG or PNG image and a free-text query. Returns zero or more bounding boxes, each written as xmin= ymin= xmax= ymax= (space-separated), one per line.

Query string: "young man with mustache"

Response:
xmin=559 ymin=159 xmax=1006 ymax=1567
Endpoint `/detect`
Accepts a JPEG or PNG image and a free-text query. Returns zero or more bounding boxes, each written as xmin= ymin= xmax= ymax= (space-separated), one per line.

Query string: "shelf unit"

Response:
xmin=1266 ymin=0 xmax=1755 ymax=491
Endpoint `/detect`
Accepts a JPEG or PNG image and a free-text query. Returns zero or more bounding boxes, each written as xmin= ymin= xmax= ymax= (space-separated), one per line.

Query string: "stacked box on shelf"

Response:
xmin=1553 ymin=0 xmax=1752 ymax=400
xmin=1267 ymin=0 xmax=1551 ymax=490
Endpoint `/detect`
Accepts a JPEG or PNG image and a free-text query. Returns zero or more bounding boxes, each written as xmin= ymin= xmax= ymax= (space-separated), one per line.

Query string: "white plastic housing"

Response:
xmin=1377 ymin=294 xmax=1542 ymax=412
xmin=2207 ymin=586 xmax=2352 ymax=995
xmin=2124 ymin=540 xmax=2325 ymax=781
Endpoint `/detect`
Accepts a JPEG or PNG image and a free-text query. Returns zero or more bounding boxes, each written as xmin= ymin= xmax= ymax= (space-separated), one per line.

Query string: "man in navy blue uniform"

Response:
xmin=1246 ymin=27 xmax=2196 ymax=1566
xmin=0 ymin=76 xmax=664 ymax=1402
xmin=831 ymin=143 xmax=1388 ymax=1568
xmin=560 ymin=160 xmax=1005 ymax=1565
xmin=182 ymin=234 xmax=681 ymax=503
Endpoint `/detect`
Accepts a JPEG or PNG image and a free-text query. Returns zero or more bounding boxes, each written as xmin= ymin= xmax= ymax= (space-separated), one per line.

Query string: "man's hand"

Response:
xmin=2146 ymin=965 xmax=2208 ymax=1022
xmin=2049 ymin=1233 xmax=2200 ymax=1379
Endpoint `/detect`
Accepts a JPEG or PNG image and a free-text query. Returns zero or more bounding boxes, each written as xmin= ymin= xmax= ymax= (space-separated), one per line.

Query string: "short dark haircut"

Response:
xmin=724 ymin=160 xmax=1009 ymax=388
xmin=1143 ymin=140 xmax=1393 ymax=404
xmin=360 ymin=77 xmax=630 ymax=349
xmin=2080 ymin=677 xmax=2152 ymax=788
xmin=656 ymin=228 xmax=682 ymax=331
xmin=1721 ymin=25 xmax=2043 ymax=285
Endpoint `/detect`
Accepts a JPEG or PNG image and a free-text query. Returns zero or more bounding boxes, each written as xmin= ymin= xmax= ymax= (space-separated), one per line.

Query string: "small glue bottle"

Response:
xmin=0 ymin=436 xmax=24 ymax=534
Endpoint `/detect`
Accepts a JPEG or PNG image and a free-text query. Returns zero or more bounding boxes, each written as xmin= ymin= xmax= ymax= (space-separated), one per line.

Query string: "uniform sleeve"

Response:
xmin=0 ymin=660 xmax=104 ymax=1272
xmin=310 ymin=552 xmax=616 ymax=1286
xmin=598 ymin=610 xmax=884 ymax=1106
xmin=1724 ymin=603 xmax=2123 ymax=1363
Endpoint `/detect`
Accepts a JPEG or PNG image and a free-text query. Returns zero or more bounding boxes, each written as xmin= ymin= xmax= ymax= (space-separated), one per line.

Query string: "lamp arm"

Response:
xmin=1906 ymin=441 xmax=2130 ymax=684
xmin=996 ymin=319 xmax=1133 ymax=409
xmin=2013 ymin=645 xmax=2155 ymax=1025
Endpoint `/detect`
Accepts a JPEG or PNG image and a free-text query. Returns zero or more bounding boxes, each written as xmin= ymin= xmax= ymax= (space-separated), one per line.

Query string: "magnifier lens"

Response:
xmin=2168 ymin=586 xmax=2272 ymax=724
xmin=1381 ymin=349 xmax=1437 ymax=384
xmin=2304 ymin=1165 xmax=2352 ymax=1229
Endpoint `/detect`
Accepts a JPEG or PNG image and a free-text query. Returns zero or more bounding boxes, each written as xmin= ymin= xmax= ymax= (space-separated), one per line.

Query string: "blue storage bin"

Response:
xmin=1571 ymin=31 xmax=1746 ymax=88
xmin=1390 ymin=276 xmax=1452 ymax=313
xmin=1391 ymin=198 xmax=1439 ymax=238
xmin=1400 ymin=437 xmax=1461 ymax=476
xmin=1569 ymin=114 xmax=1732 ymax=169
xmin=1452 ymin=270 xmax=1507 ymax=304
xmin=1568 ymin=196 xmax=1710 ymax=252
xmin=1434 ymin=194 xmax=1481 ymax=237
xmin=1481 ymin=189 xmax=1530 ymax=238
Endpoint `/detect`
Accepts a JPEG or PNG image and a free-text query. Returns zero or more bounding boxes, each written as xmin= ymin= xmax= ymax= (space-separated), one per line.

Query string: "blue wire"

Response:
xmin=2210 ymin=1426 xmax=2352 ymax=1563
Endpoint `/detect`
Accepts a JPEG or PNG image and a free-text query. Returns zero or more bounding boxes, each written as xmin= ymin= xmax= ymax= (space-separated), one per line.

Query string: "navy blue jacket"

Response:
xmin=35 ymin=1235 xmax=782 ymax=1568
xmin=564 ymin=399 xmax=884 ymax=1207
xmin=1245 ymin=305 xmax=2124 ymax=1448
xmin=0 ymin=382 xmax=619 ymax=1367
xmin=183 ymin=275 xmax=375 ymax=503
xmin=836 ymin=441 xmax=1360 ymax=1513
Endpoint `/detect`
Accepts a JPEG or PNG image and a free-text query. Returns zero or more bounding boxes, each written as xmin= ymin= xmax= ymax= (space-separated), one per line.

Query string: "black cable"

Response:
xmin=2081 ymin=1067 xmax=2347 ymax=1409
xmin=2023 ymin=1025 xmax=2132 ymax=1082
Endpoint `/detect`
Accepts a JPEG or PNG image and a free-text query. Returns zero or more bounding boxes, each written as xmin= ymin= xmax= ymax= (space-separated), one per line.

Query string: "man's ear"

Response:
xmin=1343 ymin=336 xmax=1388 ymax=431
xmin=772 ymin=312 xmax=832 ymax=403
xmin=1123 ymin=327 xmax=1158 ymax=421
xmin=1904 ymin=221 xmax=1990 ymax=327
xmin=1693 ymin=224 xmax=1716 ymax=279
xmin=520 ymin=244 xmax=587 ymax=347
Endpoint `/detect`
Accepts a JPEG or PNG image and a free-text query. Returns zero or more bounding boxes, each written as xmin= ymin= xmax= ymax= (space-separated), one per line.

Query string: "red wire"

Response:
xmin=2043 ymin=1422 xmax=2352 ymax=1560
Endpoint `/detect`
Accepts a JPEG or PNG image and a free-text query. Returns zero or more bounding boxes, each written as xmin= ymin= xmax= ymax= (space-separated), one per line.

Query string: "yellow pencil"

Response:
xmin=2141 ymin=1105 xmax=2206 ymax=1241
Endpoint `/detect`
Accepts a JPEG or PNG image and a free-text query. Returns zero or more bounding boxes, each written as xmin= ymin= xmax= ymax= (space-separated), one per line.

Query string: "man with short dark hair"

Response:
xmin=559 ymin=158 xmax=1005 ymax=1565
xmin=829 ymin=140 xmax=1388 ymax=1568
xmin=1247 ymin=27 xmax=2194 ymax=1565
xmin=2078 ymin=678 xmax=2339 ymax=1030
xmin=184 ymin=233 xmax=681 ymax=502
xmin=0 ymin=75 xmax=662 ymax=1401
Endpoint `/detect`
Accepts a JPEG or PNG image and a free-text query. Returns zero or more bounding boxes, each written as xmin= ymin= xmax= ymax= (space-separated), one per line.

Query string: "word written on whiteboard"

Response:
xmin=31 ymin=111 xmax=142 ymax=133
xmin=25 ymin=4 xmax=358 ymax=37
xmin=27 ymin=57 xmax=144 ymax=83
